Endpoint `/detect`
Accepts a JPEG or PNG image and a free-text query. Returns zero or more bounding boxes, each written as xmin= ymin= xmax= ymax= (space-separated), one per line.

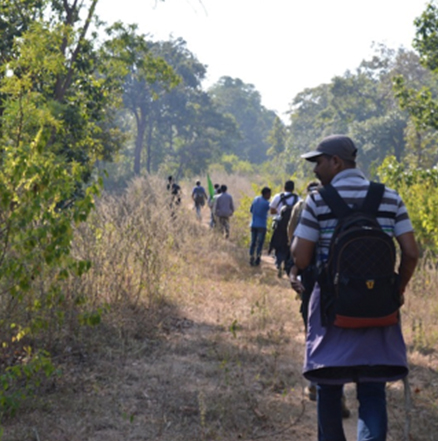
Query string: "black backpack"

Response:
xmin=170 ymin=183 xmax=180 ymax=196
xmin=317 ymin=182 xmax=400 ymax=328
xmin=273 ymin=193 xmax=298 ymax=231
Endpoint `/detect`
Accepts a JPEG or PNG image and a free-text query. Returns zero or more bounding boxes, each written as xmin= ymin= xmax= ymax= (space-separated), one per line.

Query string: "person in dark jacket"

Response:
xmin=191 ymin=180 xmax=208 ymax=221
xmin=268 ymin=180 xmax=300 ymax=277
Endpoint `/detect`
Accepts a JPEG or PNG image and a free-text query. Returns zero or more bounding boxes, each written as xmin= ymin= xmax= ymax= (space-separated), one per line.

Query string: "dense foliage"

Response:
xmin=0 ymin=0 xmax=177 ymax=417
xmin=286 ymin=45 xmax=435 ymax=178
xmin=378 ymin=157 xmax=438 ymax=254
xmin=209 ymin=77 xmax=277 ymax=164
xmin=392 ymin=1 xmax=438 ymax=169
xmin=0 ymin=0 xmax=128 ymax=180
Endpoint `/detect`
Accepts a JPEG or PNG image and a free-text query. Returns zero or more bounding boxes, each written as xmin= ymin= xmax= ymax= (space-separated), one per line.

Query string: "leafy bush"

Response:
xmin=0 ymin=131 xmax=99 ymax=418
xmin=232 ymin=189 xmax=254 ymax=248
xmin=377 ymin=156 xmax=438 ymax=253
xmin=232 ymin=183 xmax=282 ymax=250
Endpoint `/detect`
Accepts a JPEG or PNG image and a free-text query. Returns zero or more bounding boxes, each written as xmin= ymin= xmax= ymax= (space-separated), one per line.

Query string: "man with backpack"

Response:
xmin=291 ymin=135 xmax=419 ymax=441
xmin=191 ymin=180 xmax=208 ymax=221
xmin=269 ymin=180 xmax=300 ymax=277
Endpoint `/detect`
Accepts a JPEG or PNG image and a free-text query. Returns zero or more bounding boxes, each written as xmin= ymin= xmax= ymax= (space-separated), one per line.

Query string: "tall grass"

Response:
xmin=65 ymin=176 xmax=438 ymax=440
xmin=2 ymin=173 xmax=438 ymax=441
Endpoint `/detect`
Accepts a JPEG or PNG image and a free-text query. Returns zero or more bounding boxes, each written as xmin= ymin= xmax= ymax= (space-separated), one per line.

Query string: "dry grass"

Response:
xmin=397 ymin=254 xmax=438 ymax=441
xmin=1 ymin=176 xmax=438 ymax=441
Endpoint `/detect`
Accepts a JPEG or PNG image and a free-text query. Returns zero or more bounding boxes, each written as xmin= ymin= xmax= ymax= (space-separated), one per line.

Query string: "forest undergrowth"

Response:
xmin=1 ymin=175 xmax=438 ymax=441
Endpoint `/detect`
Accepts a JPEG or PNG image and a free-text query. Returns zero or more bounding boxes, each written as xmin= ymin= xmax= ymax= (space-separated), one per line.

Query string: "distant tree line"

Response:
xmin=3 ymin=1 xmax=438 ymax=185
xmin=284 ymin=44 xmax=438 ymax=178
xmin=107 ymin=1 xmax=438 ymax=182
xmin=112 ymin=38 xmax=278 ymax=180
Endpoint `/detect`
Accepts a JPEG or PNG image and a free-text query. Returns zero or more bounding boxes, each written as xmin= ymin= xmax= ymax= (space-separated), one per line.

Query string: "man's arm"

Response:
xmin=287 ymin=202 xmax=302 ymax=244
xmin=213 ymin=196 xmax=220 ymax=215
xmin=396 ymin=231 xmax=419 ymax=299
xmin=291 ymin=237 xmax=316 ymax=270
xmin=289 ymin=264 xmax=304 ymax=298
xmin=270 ymin=194 xmax=280 ymax=214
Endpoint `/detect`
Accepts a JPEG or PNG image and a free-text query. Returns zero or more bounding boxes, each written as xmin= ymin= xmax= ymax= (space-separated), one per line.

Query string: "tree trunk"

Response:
xmin=391 ymin=134 xmax=404 ymax=162
xmin=134 ymin=117 xmax=147 ymax=175
xmin=146 ymin=123 xmax=153 ymax=174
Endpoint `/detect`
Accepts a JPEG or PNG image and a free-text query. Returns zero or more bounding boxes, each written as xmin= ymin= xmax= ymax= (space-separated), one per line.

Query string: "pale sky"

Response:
xmin=96 ymin=0 xmax=428 ymax=119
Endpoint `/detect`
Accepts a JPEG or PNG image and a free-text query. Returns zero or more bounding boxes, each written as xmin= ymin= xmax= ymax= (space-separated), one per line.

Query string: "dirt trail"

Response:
xmin=203 ymin=207 xmax=359 ymax=439
xmin=198 ymin=203 xmax=361 ymax=440
xmin=168 ymin=204 xmax=411 ymax=440
xmin=258 ymin=258 xmax=358 ymax=441
xmin=2 ymin=203 xmax=416 ymax=441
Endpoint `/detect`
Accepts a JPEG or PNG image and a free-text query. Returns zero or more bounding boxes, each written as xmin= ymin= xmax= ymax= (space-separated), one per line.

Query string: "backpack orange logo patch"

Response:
xmin=366 ymin=280 xmax=375 ymax=289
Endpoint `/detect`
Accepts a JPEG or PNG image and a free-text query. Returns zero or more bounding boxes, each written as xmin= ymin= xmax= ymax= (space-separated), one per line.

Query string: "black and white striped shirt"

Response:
xmin=294 ymin=168 xmax=414 ymax=264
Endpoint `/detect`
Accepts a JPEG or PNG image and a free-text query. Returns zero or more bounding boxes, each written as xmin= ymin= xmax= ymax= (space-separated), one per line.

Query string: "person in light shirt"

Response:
xmin=292 ymin=135 xmax=419 ymax=441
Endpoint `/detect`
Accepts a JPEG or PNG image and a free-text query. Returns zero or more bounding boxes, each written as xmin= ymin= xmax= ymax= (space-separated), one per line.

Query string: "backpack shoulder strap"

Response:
xmin=277 ymin=192 xmax=285 ymax=207
xmin=279 ymin=192 xmax=295 ymax=205
xmin=318 ymin=184 xmax=351 ymax=219
xmin=361 ymin=182 xmax=385 ymax=215
xmin=291 ymin=194 xmax=298 ymax=207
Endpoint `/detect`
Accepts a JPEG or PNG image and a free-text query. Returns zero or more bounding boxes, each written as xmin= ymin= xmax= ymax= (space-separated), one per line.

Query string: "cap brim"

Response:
xmin=301 ymin=151 xmax=323 ymax=161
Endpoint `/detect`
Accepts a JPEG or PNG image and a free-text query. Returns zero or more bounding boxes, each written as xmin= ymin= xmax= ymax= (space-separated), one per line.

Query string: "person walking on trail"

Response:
xmin=208 ymin=183 xmax=221 ymax=228
xmin=167 ymin=175 xmax=181 ymax=216
xmin=249 ymin=186 xmax=271 ymax=266
xmin=288 ymin=180 xmax=350 ymax=416
xmin=288 ymin=180 xmax=321 ymax=329
xmin=191 ymin=180 xmax=208 ymax=221
xmin=214 ymin=184 xmax=234 ymax=239
xmin=288 ymin=181 xmax=321 ymax=400
xmin=287 ymin=181 xmax=320 ymax=246
xmin=291 ymin=135 xmax=419 ymax=441
xmin=268 ymin=180 xmax=300 ymax=278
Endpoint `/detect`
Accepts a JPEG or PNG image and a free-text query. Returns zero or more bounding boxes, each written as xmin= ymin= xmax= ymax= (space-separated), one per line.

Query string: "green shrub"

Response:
xmin=378 ymin=156 xmax=438 ymax=253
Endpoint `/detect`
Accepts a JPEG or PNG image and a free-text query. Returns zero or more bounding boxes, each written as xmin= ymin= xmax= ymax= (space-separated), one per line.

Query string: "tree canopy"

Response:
xmin=1 ymin=0 xmax=125 ymax=184
xmin=209 ymin=76 xmax=277 ymax=164
xmin=392 ymin=1 xmax=438 ymax=168
xmin=286 ymin=45 xmax=433 ymax=176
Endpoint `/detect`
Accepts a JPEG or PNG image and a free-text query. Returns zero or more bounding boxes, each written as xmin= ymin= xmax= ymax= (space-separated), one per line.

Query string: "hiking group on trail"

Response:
xmin=196 ymin=180 xmax=235 ymax=238
xmin=168 ymin=177 xmax=235 ymax=239
xmin=167 ymin=134 xmax=419 ymax=440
